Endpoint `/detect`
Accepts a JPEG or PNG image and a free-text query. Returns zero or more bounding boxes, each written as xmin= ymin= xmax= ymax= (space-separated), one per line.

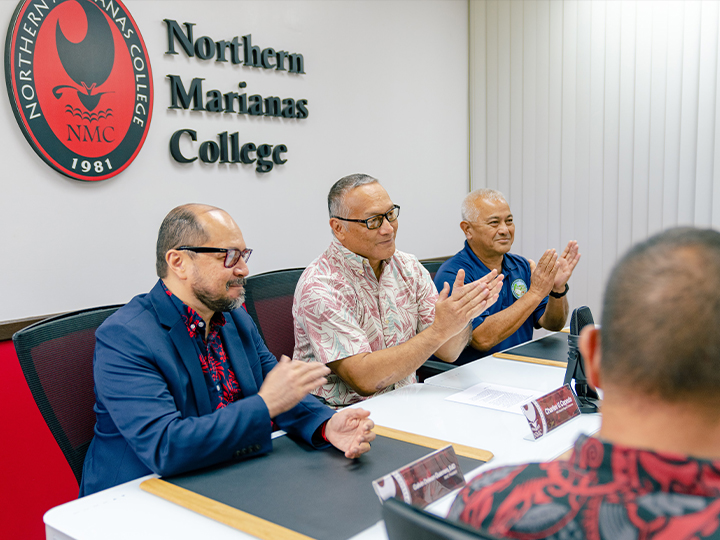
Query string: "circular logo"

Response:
xmin=511 ymin=278 xmax=527 ymax=299
xmin=5 ymin=0 xmax=153 ymax=181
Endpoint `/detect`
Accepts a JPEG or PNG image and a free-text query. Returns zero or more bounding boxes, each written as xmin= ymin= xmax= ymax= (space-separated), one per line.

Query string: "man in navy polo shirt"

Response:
xmin=434 ymin=189 xmax=580 ymax=364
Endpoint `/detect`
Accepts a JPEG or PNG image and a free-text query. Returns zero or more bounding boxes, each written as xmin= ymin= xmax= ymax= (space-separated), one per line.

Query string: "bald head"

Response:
xmin=156 ymin=204 xmax=219 ymax=278
xmin=600 ymin=227 xmax=720 ymax=404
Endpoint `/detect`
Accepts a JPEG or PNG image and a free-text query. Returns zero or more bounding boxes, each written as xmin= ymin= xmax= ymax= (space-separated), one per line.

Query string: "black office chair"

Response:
xmin=243 ymin=268 xmax=305 ymax=360
xmin=12 ymin=304 xmax=123 ymax=485
xmin=382 ymin=497 xmax=499 ymax=540
xmin=418 ymin=259 xmax=457 ymax=382
xmin=420 ymin=259 xmax=446 ymax=281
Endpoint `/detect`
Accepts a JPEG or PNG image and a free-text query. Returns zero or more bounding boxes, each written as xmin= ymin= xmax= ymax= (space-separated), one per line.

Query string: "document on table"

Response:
xmin=446 ymin=382 xmax=540 ymax=415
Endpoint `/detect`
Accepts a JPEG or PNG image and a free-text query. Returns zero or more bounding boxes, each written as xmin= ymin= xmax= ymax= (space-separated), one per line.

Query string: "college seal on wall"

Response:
xmin=5 ymin=0 xmax=152 ymax=181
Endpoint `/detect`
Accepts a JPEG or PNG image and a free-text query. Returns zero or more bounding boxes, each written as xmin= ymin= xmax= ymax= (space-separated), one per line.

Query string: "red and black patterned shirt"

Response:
xmin=162 ymin=283 xmax=242 ymax=409
xmin=449 ymin=434 xmax=720 ymax=539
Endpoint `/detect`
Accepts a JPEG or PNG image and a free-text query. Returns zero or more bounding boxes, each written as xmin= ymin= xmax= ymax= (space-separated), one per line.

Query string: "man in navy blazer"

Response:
xmin=80 ymin=204 xmax=375 ymax=496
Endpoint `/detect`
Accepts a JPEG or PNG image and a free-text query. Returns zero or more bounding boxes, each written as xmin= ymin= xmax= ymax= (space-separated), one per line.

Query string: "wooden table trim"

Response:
xmin=141 ymin=477 xmax=315 ymax=540
xmin=140 ymin=428 xmax=492 ymax=539
xmin=372 ymin=425 xmax=494 ymax=463
xmin=492 ymin=352 xmax=567 ymax=368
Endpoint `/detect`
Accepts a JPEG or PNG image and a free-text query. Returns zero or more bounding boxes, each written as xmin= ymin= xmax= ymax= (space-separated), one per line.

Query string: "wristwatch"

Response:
xmin=549 ymin=283 xmax=569 ymax=298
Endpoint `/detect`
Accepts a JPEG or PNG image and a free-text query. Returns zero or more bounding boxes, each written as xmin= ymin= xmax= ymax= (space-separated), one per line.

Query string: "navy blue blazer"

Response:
xmin=79 ymin=280 xmax=334 ymax=496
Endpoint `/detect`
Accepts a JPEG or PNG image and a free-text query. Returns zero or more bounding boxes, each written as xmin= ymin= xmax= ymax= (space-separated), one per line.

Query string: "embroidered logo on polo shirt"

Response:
xmin=5 ymin=0 xmax=153 ymax=181
xmin=511 ymin=279 xmax=527 ymax=299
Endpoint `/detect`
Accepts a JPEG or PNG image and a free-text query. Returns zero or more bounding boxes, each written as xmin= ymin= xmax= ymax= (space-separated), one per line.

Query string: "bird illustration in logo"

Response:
xmin=52 ymin=0 xmax=115 ymax=112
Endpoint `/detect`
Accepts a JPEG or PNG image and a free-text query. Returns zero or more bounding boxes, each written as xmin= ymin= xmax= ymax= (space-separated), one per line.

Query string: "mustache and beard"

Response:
xmin=192 ymin=276 xmax=247 ymax=313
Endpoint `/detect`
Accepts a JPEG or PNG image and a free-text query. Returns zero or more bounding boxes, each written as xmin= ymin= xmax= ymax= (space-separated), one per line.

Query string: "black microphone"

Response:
xmin=564 ymin=306 xmax=599 ymax=413
xmin=570 ymin=305 xmax=594 ymax=336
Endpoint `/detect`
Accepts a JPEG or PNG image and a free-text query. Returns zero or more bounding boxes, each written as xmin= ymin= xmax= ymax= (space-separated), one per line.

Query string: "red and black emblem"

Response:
xmin=5 ymin=0 xmax=153 ymax=181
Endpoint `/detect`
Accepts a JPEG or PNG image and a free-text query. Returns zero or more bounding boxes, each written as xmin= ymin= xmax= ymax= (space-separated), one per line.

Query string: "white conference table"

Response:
xmin=44 ymin=344 xmax=600 ymax=540
xmin=366 ymin=355 xmax=600 ymax=476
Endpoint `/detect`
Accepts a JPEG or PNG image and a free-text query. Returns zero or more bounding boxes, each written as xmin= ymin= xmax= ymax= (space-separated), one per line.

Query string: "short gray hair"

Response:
xmin=328 ymin=173 xmax=379 ymax=219
xmin=461 ymin=188 xmax=507 ymax=222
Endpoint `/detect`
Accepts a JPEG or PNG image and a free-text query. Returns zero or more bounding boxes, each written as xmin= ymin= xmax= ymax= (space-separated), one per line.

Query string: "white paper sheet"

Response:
xmin=446 ymin=382 xmax=540 ymax=415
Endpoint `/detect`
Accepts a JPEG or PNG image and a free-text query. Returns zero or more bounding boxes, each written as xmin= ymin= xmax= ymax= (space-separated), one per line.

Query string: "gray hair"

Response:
xmin=155 ymin=204 xmax=211 ymax=278
xmin=328 ymin=173 xmax=379 ymax=219
xmin=461 ymin=188 xmax=507 ymax=222
xmin=601 ymin=227 xmax=720 ymax=405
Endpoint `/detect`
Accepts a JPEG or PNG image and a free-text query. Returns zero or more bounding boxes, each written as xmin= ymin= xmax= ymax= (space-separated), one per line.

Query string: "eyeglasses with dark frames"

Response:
xmin=331 ymin=205 xmax=400 ymax=230
xmin=177 ymin=246 xmax=252 ymax=268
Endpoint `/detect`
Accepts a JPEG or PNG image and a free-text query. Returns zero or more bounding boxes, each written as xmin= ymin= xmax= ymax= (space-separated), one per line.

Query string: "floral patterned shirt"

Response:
xmin=162 ymin=282 xmax=242 ymax=409
xmin=449 ymin=434 xmax=720 ymax=539
xmin=292 ymin=238 xmax=437 ymax=407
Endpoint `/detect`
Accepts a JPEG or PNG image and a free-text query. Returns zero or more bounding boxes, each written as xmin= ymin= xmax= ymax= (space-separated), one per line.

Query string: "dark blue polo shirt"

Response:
xmin=434 ymin=241 xmax=548 ymax=364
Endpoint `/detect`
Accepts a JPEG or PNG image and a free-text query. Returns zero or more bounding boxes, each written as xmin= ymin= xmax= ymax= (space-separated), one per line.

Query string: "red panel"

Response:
xmin=0 ymin=340 xmax=77 ymax=540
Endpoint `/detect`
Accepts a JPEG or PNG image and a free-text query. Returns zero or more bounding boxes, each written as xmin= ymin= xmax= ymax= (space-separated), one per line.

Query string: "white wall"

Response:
xmin=0 ymin=0 xmax=469 ymax=322
xmin=470 ymin=0 xmax=720 ymax=319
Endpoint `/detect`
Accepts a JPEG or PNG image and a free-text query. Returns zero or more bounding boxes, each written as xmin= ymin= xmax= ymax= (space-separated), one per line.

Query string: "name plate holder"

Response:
xmin=372 ymin=445 xmax=465 ymax=509
xmin=521 ymin=384 xmax=581 ymax=440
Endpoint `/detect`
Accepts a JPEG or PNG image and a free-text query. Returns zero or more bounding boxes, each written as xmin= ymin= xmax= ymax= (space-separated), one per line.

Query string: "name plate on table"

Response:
xmin=372 ymin=445 xmax=465 ymax=508
xmin=521 ymin=384 xmax=580 ymax=440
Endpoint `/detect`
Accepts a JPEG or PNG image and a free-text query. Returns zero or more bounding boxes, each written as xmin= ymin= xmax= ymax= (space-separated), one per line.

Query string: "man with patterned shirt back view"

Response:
xmin=448 ymin=227 xmax=720 ymax=540
xmin=292 ymin=174 xmax=504 ymax=408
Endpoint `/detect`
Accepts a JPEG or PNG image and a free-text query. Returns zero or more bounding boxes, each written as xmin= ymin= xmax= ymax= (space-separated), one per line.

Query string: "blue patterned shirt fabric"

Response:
xmin=161 ymin=282 xmax=243 ymax=409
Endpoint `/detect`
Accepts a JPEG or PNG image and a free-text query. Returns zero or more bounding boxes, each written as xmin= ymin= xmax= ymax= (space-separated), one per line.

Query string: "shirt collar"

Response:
xmin=160 ymin=281 xmax=226 ymax=335
xmin=463 ymin=240 xmax=518 ymax=273
xmin=571 ymin=434 xmax=720 ymax=497
xmin=329 ymin=236 xmax=388 ymax=277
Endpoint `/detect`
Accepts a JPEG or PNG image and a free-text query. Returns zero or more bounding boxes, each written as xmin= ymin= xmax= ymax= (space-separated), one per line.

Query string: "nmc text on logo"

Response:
xmin=5 ymin=0 xmax=153 ymax=181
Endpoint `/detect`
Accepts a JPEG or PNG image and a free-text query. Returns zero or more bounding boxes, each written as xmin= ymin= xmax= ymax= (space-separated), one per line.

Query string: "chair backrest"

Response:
xmin=420 ymin=259 xmax=446 ymax=281
xmin=243 ymin=268 xmax=305 ymax=360
xmin=382 ymin=497 xmax=498 ymax=540
xmin=417 ymin=259 xmax=457 ymax=382
xmin=12 ymin=305 xmax=123 ymax=485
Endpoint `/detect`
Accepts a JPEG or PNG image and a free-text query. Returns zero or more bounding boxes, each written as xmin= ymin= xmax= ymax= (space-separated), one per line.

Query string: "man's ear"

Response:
xmin=165 ymin=250 xmax=189 ymax=281
xmin=460 ymin=221 xmax=472 ymax=239
xmin=330 ymin=218 xmax=345 ymax=241
xmin=579 ymin=326 xmax=602 ymax=389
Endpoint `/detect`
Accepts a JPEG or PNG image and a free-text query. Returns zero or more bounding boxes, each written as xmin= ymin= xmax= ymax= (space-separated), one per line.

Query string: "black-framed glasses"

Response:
xmin=177 ymin=246 xmax=252 ymax=268
xmin=331 ymin=205 xmax=400 ymax=230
